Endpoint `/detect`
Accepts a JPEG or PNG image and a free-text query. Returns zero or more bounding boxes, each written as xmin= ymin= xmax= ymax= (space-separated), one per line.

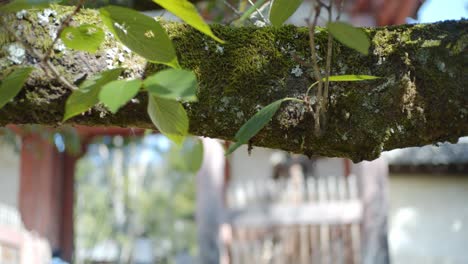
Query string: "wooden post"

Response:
xmin=19 ymin=134 xmax=76 ymax=262
xmin=196 ymin=138 xmax=225 ymax=264
xmin=60 ymin=154 xmax=77 ymax=262
xmin=19 ymin=135 xmax=64 ymax=250
xmin=352 ymin=157 xmax=390 ymax=264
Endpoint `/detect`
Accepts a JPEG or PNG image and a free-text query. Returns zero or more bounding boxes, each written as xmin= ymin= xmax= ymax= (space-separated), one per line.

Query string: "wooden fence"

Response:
xmin=221 ymin=164 xmax=364 ymax=264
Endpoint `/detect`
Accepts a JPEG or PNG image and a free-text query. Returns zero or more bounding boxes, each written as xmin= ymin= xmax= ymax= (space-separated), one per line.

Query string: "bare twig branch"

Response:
xmin=1 ymin=16 xmax=78 ymax=90
xmin=223 ymin=0 xmax=243 ymax=16
xmin=45 ymin=60 xmax=77 ymax=90
xmin=42 ymin=0 xmax=85 ymax=64
xmin=247 ymin=0 xmax=269 ymax=24
xmin=307 ymin=2 xmax=323 ymax=135
xmin=323 ymin=0 xmax=334 ymax=112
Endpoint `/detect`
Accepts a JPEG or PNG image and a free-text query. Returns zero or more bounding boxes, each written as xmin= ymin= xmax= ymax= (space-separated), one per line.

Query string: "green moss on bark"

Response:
xmin=0 ymin=6 xmax=466 ymax=161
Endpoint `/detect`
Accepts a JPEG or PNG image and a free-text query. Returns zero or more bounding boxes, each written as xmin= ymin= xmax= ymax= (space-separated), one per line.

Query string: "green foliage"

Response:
xmin=147 ymin=94 xmax=189 ymax=145
xmin=325 ymin=75 xmax=380 ymax=81
xmin=143 ymin=69 xmax=198 ymax=102
xmin=327 ymin=21 xmax=370 ymax=55
xmin=99 ymin=79 xmax=142 ymax=113
xmin=63 ymin=68 xmax=123 ymax=121
xmin=60 ymin=24 xmax=105 ymax=53
xmin=100 ymin=5 xmax=180 ymax=68
xmin=152 ymin=0 xmax=224 ymax=43
xmin=75 ymin=135 xmax=200 ymax=262
xmin=227 ymin=98 xmax=297 ymax=155
xmin=0 ymin=0 xmax=56 ymax=12
xmin=270 ymin=0 xmax=303 ymax=27
xmin=0 ymin=67 xmax=33 ymax=109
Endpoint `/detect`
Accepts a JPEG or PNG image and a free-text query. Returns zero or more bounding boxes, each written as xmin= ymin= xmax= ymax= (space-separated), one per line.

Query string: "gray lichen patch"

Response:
xmin=277 ymin=100 xmax=306 ymax=129
xmin=290 ymin=65 xmax=303 ymax=77
xmin=6 ymin=43 xmax=25 ymax=64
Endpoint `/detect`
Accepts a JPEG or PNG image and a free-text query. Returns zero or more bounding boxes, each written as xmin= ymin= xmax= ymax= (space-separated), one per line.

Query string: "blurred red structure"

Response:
xmin=13 ymin=125 xmax=145 ymax=262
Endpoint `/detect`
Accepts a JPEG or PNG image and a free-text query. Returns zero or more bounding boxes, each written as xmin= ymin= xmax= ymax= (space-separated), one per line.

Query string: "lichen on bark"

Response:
xmin=0 ymin=6 xmax=466 ymax=161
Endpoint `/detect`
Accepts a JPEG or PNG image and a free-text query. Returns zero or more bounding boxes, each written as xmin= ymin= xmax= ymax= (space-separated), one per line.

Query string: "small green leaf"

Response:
xmin=270 ymin=0 xmax=304 ymax=27
xmin=325 ymin=75 xmax=380 ymax=82
xmin=152 ymin=0 xmax=224 ymax=43
xmin=143 ymin=69 xmax=198 ymax=102
xmin=182 ymin=138 xmax=204 ymax=172
xmin=100 ymin=6 xmax=179 ymax=68
xmin=99 ymin=79 xmax=142 ymax=114
xmin=327 ymin=22 xmax=370 ymax=55
xmin=147 ymin=94 xmax=189 ymax=145
xmin=0 ymin=67 xmax=33 ymax=109
xmin=60 ymin=24 xmax=105 ymax=53
xmin=0 ymin=0 xmax=58 ymax=12
xmin=226 ymin=98 xmax=290 ymax=155
xmin=63 ymin=68 xmax=123 ymax=121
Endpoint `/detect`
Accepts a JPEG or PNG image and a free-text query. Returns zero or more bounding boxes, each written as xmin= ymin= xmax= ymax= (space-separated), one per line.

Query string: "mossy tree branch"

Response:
xmin=0 ymin=7 xmax=466 ymax=161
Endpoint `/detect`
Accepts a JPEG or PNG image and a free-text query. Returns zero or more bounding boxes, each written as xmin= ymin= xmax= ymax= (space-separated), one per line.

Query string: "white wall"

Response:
xmin=389 ymin=174 xmax=468 ymax=264
xmin=230 ymin=145 xmax=347 ymax=181
xmin=0 ymin=145 xmax=20 ymax=208
xmin=314 ymin=157 xmax=346 ymax=177
xmin=230 ymin=145 xmax=276 ymax=181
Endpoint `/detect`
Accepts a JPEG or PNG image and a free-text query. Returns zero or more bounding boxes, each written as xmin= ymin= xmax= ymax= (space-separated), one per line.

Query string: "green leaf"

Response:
xmin=187 ymin=138 xmax=204 ymax=172
xmin=60 ymin=24 xmax=105 ymax=53
xmin=0 ymin=0 xmax=58 ymax=12
xmin=99 ymin=6 xmax=179 ymax=68
xmin=226 ymin=98 xmax=290 ymax=155
xmin=327 ymin=22 xmax=370 ymax=55
xmin=325 ymin=75 xmax=380 ymax=82
xmin=181 ymin=138 xmax=204 ymax=173
xmin=0 ymin=67 xmax=33 ymax=109
xmin=152 ymin=0 xmax=224 ymax=43
xmin=270 ymin=0 xmax=303 ymax=27
xmin=167 ymin=137 xmax=204 ymax=173
xmin=147 ymin=94 xmax=189 ymax=145
xmin=99 ymin=79 xmax=142 ymax=114
xmin=63 ymin=68 xmax=123 ymax=121
xmin=143 ymin=69 xmax=198 ymax=102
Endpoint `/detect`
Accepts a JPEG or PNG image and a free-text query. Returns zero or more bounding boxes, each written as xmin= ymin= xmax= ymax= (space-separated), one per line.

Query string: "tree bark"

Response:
xmin=0 ymin=7 xmax=466 ymax=161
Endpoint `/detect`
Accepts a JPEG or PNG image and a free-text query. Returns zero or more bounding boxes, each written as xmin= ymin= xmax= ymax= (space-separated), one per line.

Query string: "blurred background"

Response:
xmin=0 ymin=0 xmax=467 ymax=263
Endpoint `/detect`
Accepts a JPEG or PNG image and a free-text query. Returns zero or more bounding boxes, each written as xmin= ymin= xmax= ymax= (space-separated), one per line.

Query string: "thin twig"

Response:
xmin=336 ymin=0 xmax=345 ymax=21
xmin=307 ymin=2 xmax=323 ymax=135
xmin=247 ymin=0 xmax=269 ymax=24
xmin=317 ymin=0 xmax=330 ymax=9
xmin=223 ymin=0 xmax=243 ymax=16
xmin=307 ymin=5 xmax=323 ymax=92
xmin=222 ymin=0 xmax=244 ymax=24
xmin=323 ymin=0 xmax=334 ymax=111
xmin=42 ymin=0 xmax=85 ymax=64
xmin=323 ymin=0 xmax=344 ymax=111
xmin=292 ymin=53 xmax=313 ymax=68
xmin=45 ymin=60 xmax=77 ymax=90
xmin=1 ymin=17 xmax=78 ymax=90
